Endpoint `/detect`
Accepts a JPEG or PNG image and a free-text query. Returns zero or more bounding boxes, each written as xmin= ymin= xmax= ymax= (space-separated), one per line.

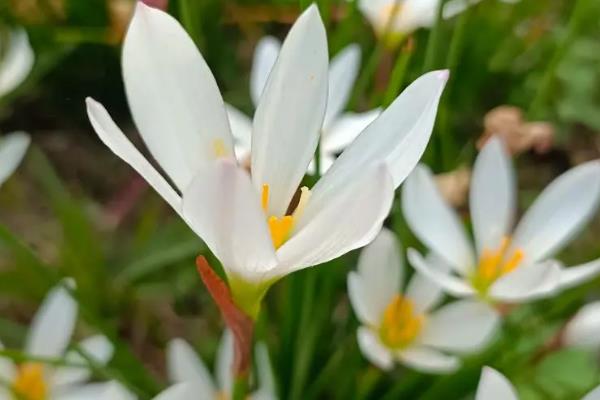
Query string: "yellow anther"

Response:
xmin=472 ymin=236 xmax=525 ymax=294
xmin=13 ymin=363 xmax=47 ymax=400
xmin=379 ymin=295 xmax=423 ymax=349
xmin=268 ymin=215 xmax=294 ymax=249
xmin=261 ymin=184 xmax=270 ymax=212
xmin=212 ymin=139 xmax=227 ymax=158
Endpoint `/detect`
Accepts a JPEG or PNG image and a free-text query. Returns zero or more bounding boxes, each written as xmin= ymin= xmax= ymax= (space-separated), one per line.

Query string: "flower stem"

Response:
xmin=232 ymin=374 xmax=249 ymax=400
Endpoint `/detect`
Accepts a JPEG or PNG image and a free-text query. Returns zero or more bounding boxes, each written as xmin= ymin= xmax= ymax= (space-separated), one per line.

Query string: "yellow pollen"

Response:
xmin=261 ymin=184 xmax=312 ymax=249
xmin=472 ymin=236 xmax=525 ymax=294
xmin=12 ymin=363 xmax=47 ymax=400
xmin=268 ymin=215 xmax=294 ymax=249
xmin=212 ymin=139 xmax=227 ymax=158
xmin=379 ymin=295 xmax=423 ymax=349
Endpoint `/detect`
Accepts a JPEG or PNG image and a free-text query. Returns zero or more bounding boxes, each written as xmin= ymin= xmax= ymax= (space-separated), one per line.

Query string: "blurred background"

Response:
xmin=0 ymin=0 xmax=599 ymax=399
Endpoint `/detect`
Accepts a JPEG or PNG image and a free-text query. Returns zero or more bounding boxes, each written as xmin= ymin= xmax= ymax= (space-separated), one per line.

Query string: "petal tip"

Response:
xmin=436 ymin=69 xmax=450 ymax=82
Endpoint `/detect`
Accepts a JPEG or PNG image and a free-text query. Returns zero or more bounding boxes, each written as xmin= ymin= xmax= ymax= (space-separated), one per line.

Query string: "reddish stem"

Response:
xmin=196 ymin=256 xmax=254 ymax=377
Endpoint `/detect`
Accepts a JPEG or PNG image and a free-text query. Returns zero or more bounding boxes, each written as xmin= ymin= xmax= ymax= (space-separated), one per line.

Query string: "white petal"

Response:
xmin=347 ymin=229 xmax=402 ymax=326
xmin=470 ymin=136 xmax=515 ymax=255
xmin=397 ymin=345 xmax=460 ymax=374
xmin=357 ymin=327 xmax=394 ymax=370
xmin=122 ymin=3 xmax=234 ymax=190
xmin=254 ymin=342 xmax=276 ymax=397
xmin=323 ymin=44 xmax=361 ymax=129
xmin=56 ymin=382 xmax=123 ymax=400
xmin=225 ymin=104 xmax=253 ymax=160
xmin=251 ymin=5 xmax=328 ymax=217
xmin=166 ymin=339 xmax=216 ymax=396
xmin=250 ymin=36 xmax=281 ymax=107
xmin=52 ymin=335 xmax=114 ymax=388
xmin=563 ymin=301 xmax=600 ymax=350
xmin=26 ymin=282 xmax=77 ymax=358
xmin=0 ymin=29 xmax=34 ymax=97
xmin=418 ymin=300 xmax=499 ymax=353
xmin=405 ymin=253 xmax=449 ymax=313
xmin=583 ymin=384 xmax=600 ymax=400
xmin=511 ymin=160 xmax=600 ymax=264
xmin=273 ymin=165 xmax=394 ymax=277
xmin=153 ymin=383 xmax=198 ymax=400
xmin=559 ymin=258 xmax=600 ymax=291
xmin=181 ymin=160 xmax=277 ymax=283
xmin=322 ymin=109 xmax=382 ymax=154
xmin=215 ymin=330 xmax=234 ymax=395
xmin=475 ymin=367 xmax=518 ymax=400
xmin=407 ymin=249 xmax=476 ymax=297
xmin=402 ymin=165 xmax=475 ymax=274
xmin=0 ymin=341 xmax=15 ymax=382
xmin=86 ymin=98 xmax=182 ymax=214
xmin=489 ymin=261 xmax=562 ymax=302
xmin=0 ymin=131 xmax=30 ymax=187
xmin=308 ymin=70 xmax=448 ymax=216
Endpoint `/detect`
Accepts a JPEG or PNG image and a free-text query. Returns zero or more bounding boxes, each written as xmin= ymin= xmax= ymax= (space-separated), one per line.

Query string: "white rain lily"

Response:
xmin=0 ymin=282 xmax=114 ymax=400
xmin=0 ymin=28 xmax=34 ymax=97
xmin=563 ymin=301 xmax=600 ymax=351
xmin=475 ymin=366 xmax=600 ymax=400
xmin=86 ymin=3 xmax=447 ymax=317
xmin=167 ymin=331 xmax=276 ymax=399
xmin=348 ymin=229 xmax=499 ymax=373
xmin=402 ymin=136 xmax=600 ymax=304
xmin=0 ymin=131 xmax=30 ymax=188
xmin=358 ymin=0 xmax=520 ymax=39
xmin=84 ymin=381 xmax=196 ymax=400
xmin=226 ymin=36 xmax=381 ymax=174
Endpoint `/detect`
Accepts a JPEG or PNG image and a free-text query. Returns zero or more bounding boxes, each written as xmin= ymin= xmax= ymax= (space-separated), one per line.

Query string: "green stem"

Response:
xmin=232 ymin=375 xmax=249 ymax=400
xmin=423 ymin=0 xmax=446 ymax=72
xmin=382 ymin=40 xmax=414 ymax=107
xmin=528 ymin=0 xmax=589 ymax=119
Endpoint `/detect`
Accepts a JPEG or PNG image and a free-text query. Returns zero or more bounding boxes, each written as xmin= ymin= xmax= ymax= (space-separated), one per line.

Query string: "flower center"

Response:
xmin=212 ymin=139 xmax=228 ymax=158
xmin=261 ymin=184 xmax=310 ymax=249
xmin=471 ymin=237 xmax=524 ymax=294
xmin=12 ymin=363 xmax=47 ymax=400
xmin=379 ymin=295 xmax=424 ymax=349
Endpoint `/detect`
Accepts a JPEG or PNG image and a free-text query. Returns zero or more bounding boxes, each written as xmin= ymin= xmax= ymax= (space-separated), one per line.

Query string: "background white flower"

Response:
xmin=90 ymin=381 xmax=196 ymax=400
xmin=358 ymin=0 xmax=521 ymax=38
xmin=0 ymin=131 xmax=30 ymax=188
xmin=86 ymin=3 xmax=447 ymax=315
xmin=226 ymin=36 xmax=381 ymax=173
xmin=0 ymin=282 xmax=114 ymax=400
xmin=0 ymin=28 xmax=34 ymax=98
xmin=563 ymin=301 xmax=600 ymax=351
xmin=167 ymin=331 xmax=276 ymax=399
xmin=475 ymin=366 xmax=600 ymax=400
xmin=347 ymin=229 xmax=499 ymax=373
xmin=402 ymin=136 xmax=600 ymax=304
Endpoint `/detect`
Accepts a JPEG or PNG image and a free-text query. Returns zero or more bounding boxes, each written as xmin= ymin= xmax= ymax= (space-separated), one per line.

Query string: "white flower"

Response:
xmin=563 ymin=301 xmax=600 ymax=351
xmin=347 ymin=229 xmax=499 ymax=373
xmin=167 ymin=331 xmax=276 ymax=399
xmin=0 ymin=131 xmax=30 ymax=188
xmin=89 ymin=381 xmax=196 ymax=400
xmin=475 ymin=367 xmax=600 ymax=400
xmin=358 ymin=0 xmax=520 ymax=38
xmin=402 ymin=136 xmax=600 ymax=304
xmin=0 ymin=282 xmax=114 ymax=400
xmin=86 ymin=3 xmax=447 ymax=316
xmin=0 ymin=28 xmax=34 ymax=97
xmin=226 ymin=36 xmax=381 ymax=174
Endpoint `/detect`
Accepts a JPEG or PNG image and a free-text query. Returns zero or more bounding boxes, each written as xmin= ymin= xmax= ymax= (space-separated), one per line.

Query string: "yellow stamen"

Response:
xmin=13 ymin=363 xmax=47 ymax=400
xmin=472 ymin=236 xmax=525 ymax=295
xmin=261 ymin=184 xmax=270 ymax=212
xmin=268 ymin=215 xmax=294 ymax=249
xmin=379 ymin=295 xmax=423 ymax=349
xmin=212 ymin=139 xmax=227 ymax=158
